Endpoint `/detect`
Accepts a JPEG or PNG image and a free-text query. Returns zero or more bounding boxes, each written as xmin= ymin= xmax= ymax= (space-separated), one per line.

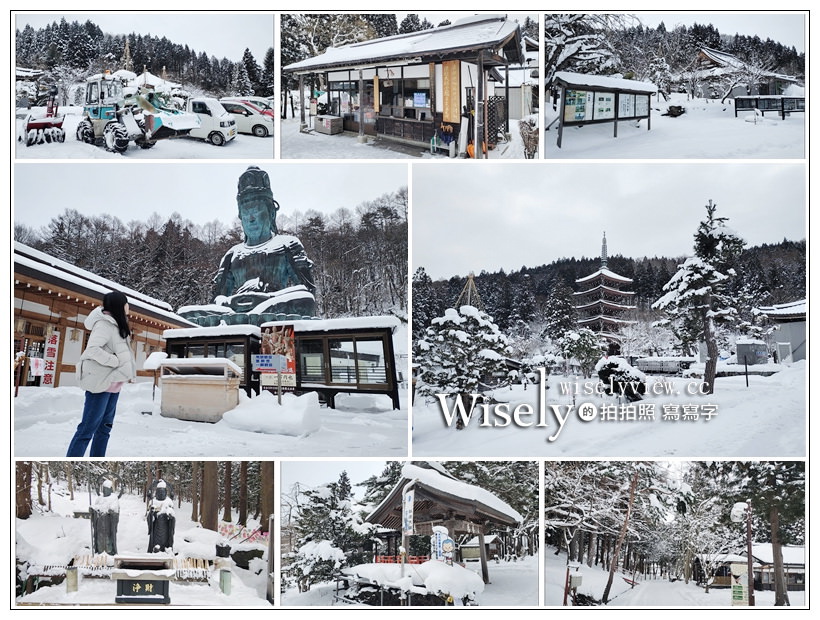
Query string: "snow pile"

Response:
xmin=342 ymin=560 xmax=485 ymax=600
xmin=297 ymin=540 xmax=345 ymax=573
xmin=221 ymin=391 xmax=321 ymax=436
xmin=176 ymin=526 xmax=227 ymax=560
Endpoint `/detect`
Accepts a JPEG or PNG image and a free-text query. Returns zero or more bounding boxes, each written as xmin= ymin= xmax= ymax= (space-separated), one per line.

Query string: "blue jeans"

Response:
xmin=66 ymin=391 xmax=120 ymax=457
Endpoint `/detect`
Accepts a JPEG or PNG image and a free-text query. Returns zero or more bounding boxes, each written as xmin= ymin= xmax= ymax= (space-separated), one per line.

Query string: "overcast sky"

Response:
xmin=412 ymin=162 xmax=806 ymax=281
xmin=14 ymin=12 xmax=275 ymax=66
xmin=13 ymin=163 xmax=408 ymax=230
xmin=280 ymin=460 xmax=387 ymax=497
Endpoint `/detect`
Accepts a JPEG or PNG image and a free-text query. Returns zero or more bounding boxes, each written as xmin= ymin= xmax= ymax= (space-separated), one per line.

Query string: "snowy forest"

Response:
xmin=544 ymin=14 xmax=805 ymax=97
xmin=544 ymin=461 xmax=805 ymax=606
xmin=280 ymin=461 xmax=538 ymax=593
xmin=413 ymin=236 xmax=805 ymax=358
xmin=14 ymin=185 xmax=408 ymax=319
xmin=15 ymin=17 xmax=275 ymax=103
xmin=16 ymin=461 xmax=275 ymax=531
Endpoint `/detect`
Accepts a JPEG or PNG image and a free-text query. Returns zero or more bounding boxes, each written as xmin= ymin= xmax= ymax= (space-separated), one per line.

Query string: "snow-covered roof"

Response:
xmin=576 ymin=268 xmax=634 ymax=284
xmin=755 ymin=299 xmax=806 ymax=320
xmin=751 ymin=544 xmax=805 ymax=566
xmin=160 ymin=357 xmax=242 ymax=376
xmin=367 ymin=462 xmax=522 ymax=530
xmin=462 ymin=534 xmax=500 ymax=547
xmin=14 ymin=242 xmax=195 ymax=327
xmin=696 ymin=47 xmax=798 ymax=83
xmin=163 ymin=325 xmax=262 ymax=339
xmin=262 ymin=316 xmax=400 ymax=334
xmin=284 ymin=15 xmax=524 ymax=73
xmin=554 ymin=71 xmax=657 ymax=93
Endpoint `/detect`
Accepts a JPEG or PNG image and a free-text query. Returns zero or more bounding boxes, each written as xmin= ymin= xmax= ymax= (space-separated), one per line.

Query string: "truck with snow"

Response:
xmin=75 ymin=72 xmax=200 ymax=153
xmin=184 ymin=97 xmax=237 ymax=146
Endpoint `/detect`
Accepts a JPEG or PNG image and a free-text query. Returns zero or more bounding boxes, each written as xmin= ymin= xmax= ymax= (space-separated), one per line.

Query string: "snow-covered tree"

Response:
xmin=544 ymin=14 xmax=633 ymax=87
xmin=415 ymin=305 xmax=510 ymax=426
xmin=290 ymin=471 xmax=374 ymax=587
xmin=539 ymin=278 xmax=577 ymax=341
xmin=241 ymin=48 xmax=262 ymax=94
xmin=653 ymin=200 xmax=745 ymax=394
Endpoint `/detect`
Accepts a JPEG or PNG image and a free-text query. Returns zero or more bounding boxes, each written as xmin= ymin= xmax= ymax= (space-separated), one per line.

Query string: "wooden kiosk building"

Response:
xmin=284 ymin=15 xmax=526 ymax=157
xmin=13 ymin=242 xmax=195 ymax=389
xmin=162 ymin=316 xmax=402 ymax=408
xmin=366 ymin=462 xmax=522 ymax=585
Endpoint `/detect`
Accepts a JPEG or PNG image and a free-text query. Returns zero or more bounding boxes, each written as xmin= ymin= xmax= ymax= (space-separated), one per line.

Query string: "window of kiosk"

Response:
xmin=299 ymin=339 xmax=325 ymax=383
xmin=328 ymin=81 xmax=356 ymax=118
xmin=379 ymin=77 xmax=431 ymax=121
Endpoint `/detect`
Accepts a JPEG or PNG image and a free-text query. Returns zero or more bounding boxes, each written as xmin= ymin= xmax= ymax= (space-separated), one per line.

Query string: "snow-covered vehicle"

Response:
xmin=185 ymin=97 xmax=237 ymax=146
xmin=23 ymin=85 xmax=65 ymax=146
xmin=219 ymin=99 xmax=274 ymax=137
xmin=75 ymin=72 xmax=200 ymax=153
xmin=221 ymin=96 xmax=276 ymax=118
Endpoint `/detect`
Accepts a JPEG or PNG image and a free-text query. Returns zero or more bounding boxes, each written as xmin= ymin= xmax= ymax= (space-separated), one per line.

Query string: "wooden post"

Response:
xmin=614 ymin=92 xmax=619 ymax=138
xmin=557 ymin=85 xmax=566 ymax=149
xmin=266 ymin=513 xmax=275 ymax=604
xmin=475 ymin=54 xmax=484 ymax=159
xmin=358 ymin=69 xmax=365 ymax=142
xmin=478 ymin=529 xmax=490 ymax=584
xmin=298 ymin=75 xmax=306 ymax=130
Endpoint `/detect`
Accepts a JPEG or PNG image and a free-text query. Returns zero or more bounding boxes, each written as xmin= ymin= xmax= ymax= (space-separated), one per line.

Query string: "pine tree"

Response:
xmin=653 ymin=200 xmax=745 ymax=394
xmin=241 ymin=48 xmax=262 ymax=94
xmin=414 ymin=305 xmax=510 ymax=425
xmin=291 ymin=471 xmax=373 ymax=586
xmin=399 ymin=14 xmax=423 ymax=34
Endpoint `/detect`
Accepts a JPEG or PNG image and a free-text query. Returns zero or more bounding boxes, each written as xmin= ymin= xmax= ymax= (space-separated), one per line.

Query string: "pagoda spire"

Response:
xmin=601 ymin=231 xmax=608 ymax=268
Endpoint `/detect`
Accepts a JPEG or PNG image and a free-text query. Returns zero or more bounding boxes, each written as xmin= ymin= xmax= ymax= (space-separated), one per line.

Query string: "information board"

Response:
xmin=594 ymin=92 xmax=615 ymax=120
xmin=564 ymin=89 xmax=593 ymax=122
xmin=618 ymin=94 xmax=635 ymax=118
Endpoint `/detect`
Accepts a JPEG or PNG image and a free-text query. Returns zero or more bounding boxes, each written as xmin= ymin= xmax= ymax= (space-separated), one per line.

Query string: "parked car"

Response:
xmin=219 ymin=99 xmax=275 ymax=137
xmin=221 ymin=96 xmax=275 ymax=118
xmin=185 ymin=97 xmax=236 ymax=146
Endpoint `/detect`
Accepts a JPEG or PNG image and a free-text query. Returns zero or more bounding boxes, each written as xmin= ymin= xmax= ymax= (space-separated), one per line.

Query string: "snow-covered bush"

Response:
xmin=596 ymin=356 xmax=647 ymax=401
xmin=558 ymin=329 xmax=603 ymax=378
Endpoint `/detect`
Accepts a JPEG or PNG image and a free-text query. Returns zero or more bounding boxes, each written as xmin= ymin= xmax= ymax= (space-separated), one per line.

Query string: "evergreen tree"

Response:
xmin=241 ymin=48 xmax=262 ymax=94
xmin=399 ymin=14 xmax=423 ymax=34
xmin=414 ymin=305 xmax=510 ymax=426
xmin=291 ymin=471 xmax=374 ymax=585
xmin=653 ymin=200 xmax=745 ymax=394
xmin=540 ymin=278 xmax=577 ymax=341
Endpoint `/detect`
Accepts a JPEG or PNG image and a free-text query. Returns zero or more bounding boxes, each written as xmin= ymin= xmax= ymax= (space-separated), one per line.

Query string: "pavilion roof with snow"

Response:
xmin=367 ymin=462 xmax=522 ymax=533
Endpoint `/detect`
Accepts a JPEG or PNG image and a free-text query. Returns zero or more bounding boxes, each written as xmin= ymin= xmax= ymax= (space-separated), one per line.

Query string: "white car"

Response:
xmin=219 ymin=100 xmax=274 ymax=137
xmin=185 ymin=97 xmax=236 ymax=146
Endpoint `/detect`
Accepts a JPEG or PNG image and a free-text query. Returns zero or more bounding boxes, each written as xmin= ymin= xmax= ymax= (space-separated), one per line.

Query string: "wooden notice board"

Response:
xmin=373 ymin=75 xmax=379 ymax=113
xmin=442 ymin=60 xmax=461 ymax=123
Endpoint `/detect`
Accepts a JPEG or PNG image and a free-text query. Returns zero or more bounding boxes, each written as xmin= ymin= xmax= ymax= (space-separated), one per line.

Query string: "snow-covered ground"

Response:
xmin=16 ymin=489 xmax=271 ymax=606
xmin=544 ymin=92 xmax=805 ymax=158
xmin=15 ymin=105 xmax=274 ymax=159
xmin=545 ymin=547 xmax=806 ymax=607
xmin=14 ymin=382 xmax=408 ymax=457
xmin=280 ymin=114 xmax=535 ymax=159
xmin=412 ymin=361 xmax=805 ymax=457
xmin=281 ymin=553 xmax=539 ymax=607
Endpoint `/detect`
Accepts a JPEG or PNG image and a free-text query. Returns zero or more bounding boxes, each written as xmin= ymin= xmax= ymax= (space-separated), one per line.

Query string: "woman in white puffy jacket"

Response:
xmin=67 ymin=291 xmax=137 ymax=457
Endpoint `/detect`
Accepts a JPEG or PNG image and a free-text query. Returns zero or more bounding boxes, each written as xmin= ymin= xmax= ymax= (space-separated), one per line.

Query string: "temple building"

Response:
xmin=573 ymin=233 xmax=636 ymax=351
